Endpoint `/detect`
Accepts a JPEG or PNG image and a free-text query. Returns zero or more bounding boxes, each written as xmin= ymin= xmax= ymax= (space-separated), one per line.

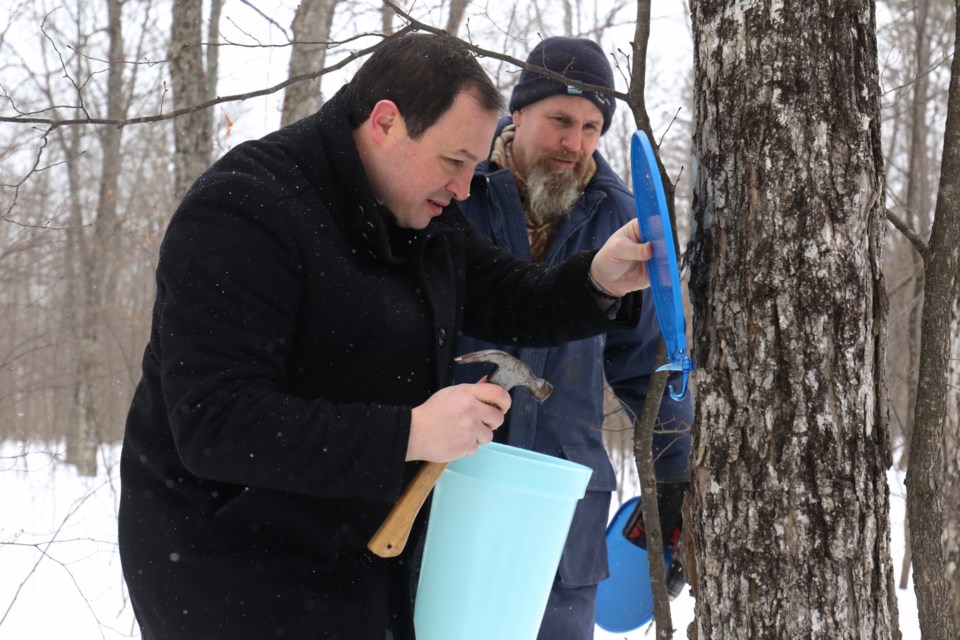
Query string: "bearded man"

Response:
xmin=453 ymin=37 xmax=694 ymax=640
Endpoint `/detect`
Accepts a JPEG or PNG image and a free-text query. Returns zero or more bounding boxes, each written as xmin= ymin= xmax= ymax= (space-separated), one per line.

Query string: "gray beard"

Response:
xmin=525 ymin=167 xmax=582 ymax=227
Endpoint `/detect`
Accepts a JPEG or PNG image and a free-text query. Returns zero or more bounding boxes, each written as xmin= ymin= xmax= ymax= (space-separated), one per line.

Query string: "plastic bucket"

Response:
xmin=414 ymin=442 xmax=593 ymax=640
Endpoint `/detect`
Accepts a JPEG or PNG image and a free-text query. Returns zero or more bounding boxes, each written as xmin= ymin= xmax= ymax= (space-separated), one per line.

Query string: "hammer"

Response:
xmin=367 ymin=349 xmax=553 ymax=558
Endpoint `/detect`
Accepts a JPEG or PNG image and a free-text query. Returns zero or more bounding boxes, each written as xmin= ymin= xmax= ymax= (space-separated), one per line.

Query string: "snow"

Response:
xmin=1 ymin=441 xmax=920 ymax=639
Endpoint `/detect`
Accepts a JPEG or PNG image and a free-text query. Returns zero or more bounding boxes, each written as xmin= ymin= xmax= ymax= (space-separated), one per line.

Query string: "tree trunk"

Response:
xmin=56 ymin=122 xmax=85 ymax=455
xmin=382 ymin=0 xmax=396 ymax=35
xmin=281 ymin=0 xmax=339 ymax=127
xmin=946 ymin=289 xmax=960 ymax=632
xmin=444 ymin=0 xmax=471 ymax=36
xmin=906 ymin=2 xmax=960 ymax=636
xmin=896 ymin=0 xmax=934 ymax=589
xmin=687 ymin=2 xmax=899 ymax=637
xmin=169 ymin=0 xmax=212 ymax=200
xmin=562 ymin=0 xmax=573 ymax=36
xmin=206 ymin=0 xmax=223 ymax=105
xmin=63 ymin=0 xmax=126 ymax=475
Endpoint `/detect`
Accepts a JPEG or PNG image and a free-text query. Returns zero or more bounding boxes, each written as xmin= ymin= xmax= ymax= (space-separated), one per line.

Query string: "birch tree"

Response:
xmin=686 ymin=2 xmax=899 ymax=637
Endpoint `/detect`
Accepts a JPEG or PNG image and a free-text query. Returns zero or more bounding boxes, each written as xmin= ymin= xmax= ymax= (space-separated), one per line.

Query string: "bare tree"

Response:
xmin=875 ymin=0 xmax=957 ymax=593
xmin=947 ymin=286 xmax=960 ymax=631
xmin=281 ymin=0 xmax=339 ymax=126
xmin=1 ymin=0 xmax=177 ymax=465
xmin=206 ymin=0 xmax=223 ymax=104
xmin=56 ymin=0 xmax=129 ymax=476
xmin=686 ymin=2 xmax=899 ymax=638
xmin=901 ymin=0 xmax=934 ymax=480
xmin=382 ymin=0 xmax=397 ymax=35
xmin=170 ymin=0 xmax=214 ymax=200
xmin=445 ymin=0 xmax=470 ymax=36
xmin=905 ymin=2 xmax=960 ymax=636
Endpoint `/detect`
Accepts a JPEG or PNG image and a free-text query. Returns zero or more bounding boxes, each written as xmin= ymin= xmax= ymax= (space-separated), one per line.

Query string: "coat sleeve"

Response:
xmin=150 ymin=170 xmax=409 ymax=502
xmin=458 ymin=224 xmax=642 ymax=346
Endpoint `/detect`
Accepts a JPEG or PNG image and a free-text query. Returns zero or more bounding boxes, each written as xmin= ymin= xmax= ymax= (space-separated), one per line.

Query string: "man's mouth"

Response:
xmin=542 ymin=153 xmax=582 ymax=173
xmin=427 ymin=199 xmax=448 ymax=214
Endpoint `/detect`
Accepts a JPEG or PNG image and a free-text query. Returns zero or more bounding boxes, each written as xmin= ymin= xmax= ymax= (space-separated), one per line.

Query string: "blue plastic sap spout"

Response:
xmin=631 ymin=131 xmax=696 ymax=400
xmin=655 ymin=357 xmax=696 ymax=401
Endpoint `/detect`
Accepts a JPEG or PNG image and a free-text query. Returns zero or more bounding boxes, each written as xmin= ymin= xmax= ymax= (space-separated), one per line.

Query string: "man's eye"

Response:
xmin=446 ymin=157 xmax=464 ymax=167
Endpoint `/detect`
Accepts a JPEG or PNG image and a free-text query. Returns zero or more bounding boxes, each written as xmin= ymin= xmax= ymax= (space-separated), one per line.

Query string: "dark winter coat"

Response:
xmin=118 ymin=88 xmax=643 ymax=640
xmin=454 ymin=120 xmax=693 ymax=637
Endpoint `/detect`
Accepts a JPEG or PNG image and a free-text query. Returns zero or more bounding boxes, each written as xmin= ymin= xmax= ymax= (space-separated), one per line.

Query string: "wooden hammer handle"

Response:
xmin=367 ymin=460 xmax=449 ymax=558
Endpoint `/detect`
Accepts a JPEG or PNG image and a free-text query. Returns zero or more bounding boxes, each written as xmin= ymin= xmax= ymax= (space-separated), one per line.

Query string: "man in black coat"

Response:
xmin=119 ymin=32 xmax=654 ymax=640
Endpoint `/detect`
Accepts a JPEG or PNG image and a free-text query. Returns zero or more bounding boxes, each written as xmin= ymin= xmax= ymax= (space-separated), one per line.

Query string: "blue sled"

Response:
xmin=595 ymin=496 xmax=672 ymax=633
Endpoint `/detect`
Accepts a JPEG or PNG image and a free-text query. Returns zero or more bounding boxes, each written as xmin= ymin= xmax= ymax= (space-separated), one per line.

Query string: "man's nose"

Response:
xmin=562 ymin=128 xmax=583 ymax=152
xmin=447 ymin=172 xmax=471 ymax=201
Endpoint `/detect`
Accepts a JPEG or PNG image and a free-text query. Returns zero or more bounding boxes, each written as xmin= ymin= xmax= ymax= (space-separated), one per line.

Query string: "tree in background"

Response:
xmin=877 ymin=0 xmax=958 ymax=634
xmin=0 ymin=0 xmax=173 ymax=475
xmin=877 ymin=2 xmax=955 ymax=592
xmin=281 ymin=0 xmax=339 ymax=126
xmin=686 ymin=2 xmax=899 ymax=637
xmin=948 ymin=283 xmax=960 ymax=630
xmin=904 ymin=1 xmax=959 ymax=636
xmin=170 ymin=0 xmax=220 ymax=200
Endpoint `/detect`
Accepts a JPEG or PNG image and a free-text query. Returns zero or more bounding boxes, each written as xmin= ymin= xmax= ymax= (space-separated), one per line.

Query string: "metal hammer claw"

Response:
xmin=367 ymin=350 xmax=551 ymax=558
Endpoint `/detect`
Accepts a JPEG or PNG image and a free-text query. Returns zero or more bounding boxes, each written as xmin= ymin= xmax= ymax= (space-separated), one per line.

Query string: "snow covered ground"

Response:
xmin=1 ymin=441 xmax=919 ymax=639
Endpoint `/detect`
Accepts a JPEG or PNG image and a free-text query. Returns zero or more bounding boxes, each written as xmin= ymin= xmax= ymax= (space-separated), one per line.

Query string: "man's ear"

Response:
xmin=368 ymin=100 xmax=404 ymax=145
xmin=511 ymin=108 xmax=522 ymax=127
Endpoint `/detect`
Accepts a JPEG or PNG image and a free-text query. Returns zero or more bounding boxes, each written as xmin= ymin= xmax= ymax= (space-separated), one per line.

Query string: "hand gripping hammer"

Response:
xmin=367 ymin=349 xmax=552 ymax=558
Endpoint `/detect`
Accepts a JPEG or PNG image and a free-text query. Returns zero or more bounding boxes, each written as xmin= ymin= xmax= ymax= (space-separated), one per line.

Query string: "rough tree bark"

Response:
xmin=169 ymin=0 xmax=213 ymax=200
xmin=687 ymin=2 xmax=899 ymax=637
xmin=947 ymin=289 xmax=960 ymax=632
xmin=906 ymin=2 xmax=960 ymax=636
xmin=280 ymin=0 xmax=339 ymax=127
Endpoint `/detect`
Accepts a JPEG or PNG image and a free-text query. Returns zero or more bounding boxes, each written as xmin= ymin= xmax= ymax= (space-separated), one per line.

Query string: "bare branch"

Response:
xmin=886 ymin=207 xmax=929 ymax=257
xmin=0 ymin=31 xmax=407 ymax=128
xmin=234 ymin=0 xmax=292 ymax=42
xmin=387 ymin=2 xmax=628 ymax=101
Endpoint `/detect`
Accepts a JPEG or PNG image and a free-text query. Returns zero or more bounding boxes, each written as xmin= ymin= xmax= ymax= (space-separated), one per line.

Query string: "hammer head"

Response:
xmin=454 ymin=349 xmax=553 ymax=402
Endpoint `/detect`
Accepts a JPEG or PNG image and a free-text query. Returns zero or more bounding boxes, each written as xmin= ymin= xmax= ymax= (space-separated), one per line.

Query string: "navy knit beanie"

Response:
xmin=509 ymin=37 xmax=616 ymax=134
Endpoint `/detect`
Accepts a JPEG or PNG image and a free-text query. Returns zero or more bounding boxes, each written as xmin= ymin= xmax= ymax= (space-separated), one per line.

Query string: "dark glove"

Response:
xmin=622 ymin=481 xmax=688 ymax=551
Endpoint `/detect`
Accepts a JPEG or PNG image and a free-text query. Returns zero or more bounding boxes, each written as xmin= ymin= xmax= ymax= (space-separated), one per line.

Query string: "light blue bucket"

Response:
xmin=414 ymin=442 xmax=593 ymax=640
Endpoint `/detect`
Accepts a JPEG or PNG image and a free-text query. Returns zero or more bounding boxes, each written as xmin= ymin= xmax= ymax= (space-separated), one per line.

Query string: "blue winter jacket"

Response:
xmin=455 ymin=122 xmax=693 ymax=589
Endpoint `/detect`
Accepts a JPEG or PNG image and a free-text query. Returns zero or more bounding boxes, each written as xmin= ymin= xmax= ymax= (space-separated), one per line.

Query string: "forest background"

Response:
xmin=1 ymin=0 xmax=957 ymax=638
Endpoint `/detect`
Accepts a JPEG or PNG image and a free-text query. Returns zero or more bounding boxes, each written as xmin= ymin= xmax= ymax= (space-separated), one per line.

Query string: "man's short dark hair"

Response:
xmin=344 ymin=32 xmax=504 ymax=139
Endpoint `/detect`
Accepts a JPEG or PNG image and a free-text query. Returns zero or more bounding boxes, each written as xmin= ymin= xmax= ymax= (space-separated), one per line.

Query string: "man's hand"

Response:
xmin=406 ymin=381 xmax=511 ymax=462
xmin=589 ymin=219 xmax=653 ymax=297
